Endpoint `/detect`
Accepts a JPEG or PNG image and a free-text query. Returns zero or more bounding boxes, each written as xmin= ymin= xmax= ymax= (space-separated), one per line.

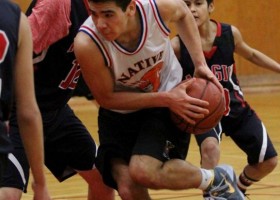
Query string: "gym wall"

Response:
xmin=15 ymin=0 xmax=280 ymax=88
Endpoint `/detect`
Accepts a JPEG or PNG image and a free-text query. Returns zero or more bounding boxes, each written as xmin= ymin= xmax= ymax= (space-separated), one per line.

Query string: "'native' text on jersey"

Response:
xmin=79 ymin=0 xmax=182 ymax=107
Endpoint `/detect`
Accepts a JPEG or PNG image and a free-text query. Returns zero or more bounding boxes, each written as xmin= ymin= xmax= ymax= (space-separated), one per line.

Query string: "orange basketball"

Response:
xmin=171 ymin=78 xmax=225 ymax=135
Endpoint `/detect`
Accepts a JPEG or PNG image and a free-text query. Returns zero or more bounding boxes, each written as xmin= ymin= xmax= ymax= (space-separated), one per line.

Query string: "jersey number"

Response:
xmin=0 ymin=31 xmax=9 ymax=64
xmin=59 ymin=59 xmax=81 ymax=90
xmin=223 ymin=89 xmax=230 ymax=116
xmin=0 ymin=31 xmax=10 ymax=97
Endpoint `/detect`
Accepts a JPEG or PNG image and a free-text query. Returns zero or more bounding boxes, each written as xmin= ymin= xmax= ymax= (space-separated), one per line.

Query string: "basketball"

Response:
xmin=171 ymin=78 xmax=225 ymax=135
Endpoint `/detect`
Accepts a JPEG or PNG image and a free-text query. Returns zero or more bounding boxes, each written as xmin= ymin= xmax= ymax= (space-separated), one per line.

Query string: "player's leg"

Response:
xmin=97 ymin=107 xmax=151 ymax=200
xmin=78 ymin=168 xmax=115 ymax=200
xmin=128 ymin=108 xmax=244 ymax=199
xmin=44 ymin=105 xmax=114 ymax=200
xmin=224 ymin=109 xmax=278 ymax=194
xmin=128 ymin=110 xmax=201 ymax=189
xmin=0 ymin=117 xmax=30 ymax=200
xmin=111 ymin=159 xmax=151 ymax=200
xmin=195 ymin=125 xmax=221 ymax=199
xmin=128 ymin=108 xmax=195 ymax=189
xmin=195 ymin=125 xmax=221 ymax=169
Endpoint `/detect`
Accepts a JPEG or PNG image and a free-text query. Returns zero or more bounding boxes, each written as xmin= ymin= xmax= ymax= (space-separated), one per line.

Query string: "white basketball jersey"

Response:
xmin=79 ymin=0 xmax=182 ymax=111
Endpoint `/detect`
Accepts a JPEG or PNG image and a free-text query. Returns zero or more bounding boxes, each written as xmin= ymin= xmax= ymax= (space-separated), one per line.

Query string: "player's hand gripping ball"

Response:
xmin=171 ymin=78 xmax=225 ymax=135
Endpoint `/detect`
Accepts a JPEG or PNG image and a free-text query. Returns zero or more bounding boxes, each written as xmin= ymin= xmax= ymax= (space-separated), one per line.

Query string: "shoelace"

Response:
xmin=244 ymin=192 xmax=251 ymax=200
xmin=208 ymin=178 xmax=230 ymax=197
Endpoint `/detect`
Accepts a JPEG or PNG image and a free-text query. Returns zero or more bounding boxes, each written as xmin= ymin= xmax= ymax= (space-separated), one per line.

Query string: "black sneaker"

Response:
xmin=203 ymin=192 xmax=215 ymax=200
xmin=205 ymin=164 xmax=245 ymax=200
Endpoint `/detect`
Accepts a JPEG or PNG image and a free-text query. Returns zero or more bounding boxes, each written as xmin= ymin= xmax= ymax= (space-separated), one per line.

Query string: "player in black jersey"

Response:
xmin=0 ymin=0 xmax=51 ymax=199
xmin=0 ymin=0 xmax=114 ymax=200
xmin=171 ymin=0 xmax=279 ymax=199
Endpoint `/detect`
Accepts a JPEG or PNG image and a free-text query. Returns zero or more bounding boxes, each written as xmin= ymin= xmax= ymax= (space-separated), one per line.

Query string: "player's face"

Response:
xmin=89 ymin=1 xmax=130 ymax=41
xmin=183 ymin=0 xmax=213 ymax=27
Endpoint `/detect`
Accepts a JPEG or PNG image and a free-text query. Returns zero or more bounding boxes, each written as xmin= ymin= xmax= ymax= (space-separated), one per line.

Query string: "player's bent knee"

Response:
xmin=129 ymin=156 xmax=159 ymax=188
xmin=264 ymin=156 xmax=278 ymax=171
xmin=129 ymin=163 xmax=151 ymax=185
xmin=117 ymin=181 xmax=148 ymax=200
xmin=201 ymin=138 xmax=219 ymax=156
xmin=118 ymin=187 xmax=134 ymax=200
xmin=0 ymin=188 xmax=22 ymax=200
xmin=78 ymin=168 xmax=104 ymax=185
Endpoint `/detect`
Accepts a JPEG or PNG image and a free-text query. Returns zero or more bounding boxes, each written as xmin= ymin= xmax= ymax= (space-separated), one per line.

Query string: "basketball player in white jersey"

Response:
xmin=74 ymin=0 xmax=244 ymax=199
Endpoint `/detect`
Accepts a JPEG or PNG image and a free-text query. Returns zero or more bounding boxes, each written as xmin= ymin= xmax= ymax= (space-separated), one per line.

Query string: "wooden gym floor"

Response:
xmin=22 ymin=89 xmax=280 ymax=200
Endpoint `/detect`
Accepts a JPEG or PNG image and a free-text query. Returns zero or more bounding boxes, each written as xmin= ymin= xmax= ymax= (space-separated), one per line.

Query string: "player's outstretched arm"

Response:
xmin=232 ymin=25 xmax=280 ymax=73
xmin=14 ymin=13 xmax=51 ymax=200
xmin=156 ymin=0 xmax=222 ymax=92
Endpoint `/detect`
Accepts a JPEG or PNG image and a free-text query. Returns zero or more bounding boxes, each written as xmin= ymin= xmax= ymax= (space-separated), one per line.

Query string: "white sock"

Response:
xmin=198 ymin=169 xmax=214 ymax=190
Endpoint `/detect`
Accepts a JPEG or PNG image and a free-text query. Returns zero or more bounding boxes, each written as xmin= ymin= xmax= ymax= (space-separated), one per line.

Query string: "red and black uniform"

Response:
xmin=1 ymin=0 xmax=97 ymax=192
xmin=178 ymin=20 xmax=277 ymax=165
xmin=0 ymin=0 xmax=20 ymax=177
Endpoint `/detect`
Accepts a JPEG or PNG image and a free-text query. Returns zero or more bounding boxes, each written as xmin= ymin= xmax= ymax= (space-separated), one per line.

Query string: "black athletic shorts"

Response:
xmin=195 ymin=123 xmax=221 ymax=151
xmin=221 ymin=108 xmax=277 ymax=165
xmin=0 ymin=104 xmax=97 ymax=192
xmin=194 ymin=107 xmax=277 ymax=165
xmin=96 ymin=107 xmax=191 ymax=189
xmin=0 ymin=122 xmax=13 ymax=184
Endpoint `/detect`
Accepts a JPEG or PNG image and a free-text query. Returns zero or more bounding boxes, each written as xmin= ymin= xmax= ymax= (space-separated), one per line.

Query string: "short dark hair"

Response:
xmin=206 ymin=0 xmax=213 ymax=5
xmin=88 ymin=0 xmax=131 ymax=11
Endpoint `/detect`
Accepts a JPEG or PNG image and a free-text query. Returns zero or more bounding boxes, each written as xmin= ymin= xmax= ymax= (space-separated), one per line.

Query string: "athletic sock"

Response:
xmin=198 ymin=169 xmax=214 ymax=190
xmin=237 ymin=170 xmax=259 ymax=193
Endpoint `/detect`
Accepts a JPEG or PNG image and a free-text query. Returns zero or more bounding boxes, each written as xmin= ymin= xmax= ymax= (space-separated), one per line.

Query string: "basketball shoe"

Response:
xmin=204 ymin=164 xmax=245 ymax=200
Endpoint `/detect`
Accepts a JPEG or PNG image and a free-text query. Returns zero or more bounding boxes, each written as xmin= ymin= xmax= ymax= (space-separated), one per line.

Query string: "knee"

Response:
xmin=117 ymin=186 xmax=135 ymax=200
xmin=201 ymin=137 xmax=219 ymax=156
xmin=263 ymin=156 xmax=278 ymax=172
xmin=129 ymin=161 xmax=153 ymax=186
xmin=0 ymin=188 xmax=22 ymax=200
xmin=200 ymin=138 xmax=220 ymax=168
xmin=117 ymin=179 xmax=149 ymax=200
xmin=129 ymin=156 xmax=158 ymax=188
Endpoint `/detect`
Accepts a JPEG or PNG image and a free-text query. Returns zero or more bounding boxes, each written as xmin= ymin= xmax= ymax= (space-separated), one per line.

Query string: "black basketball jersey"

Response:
xmin=0 ymin=0 xmax=20 ymax=122
xmin=179 ymin=20 xmax=248 ymax=119
xmin=0 ymin=0 xmax=20 ymax=152
xmin=25 ymin=0 xmax=89 ymax=111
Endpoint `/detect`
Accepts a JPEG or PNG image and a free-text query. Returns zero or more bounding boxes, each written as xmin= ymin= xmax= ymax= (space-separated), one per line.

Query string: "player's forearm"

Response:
xmin=250 ymin=50 xmax=280 ymax=73
xmin=17 ymin=109 xmax=46 ymax=185
xmin=176 ymin=9 xmax=207 ymax=68
xmin=95 ymin=91 xmax=172 ymax=111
